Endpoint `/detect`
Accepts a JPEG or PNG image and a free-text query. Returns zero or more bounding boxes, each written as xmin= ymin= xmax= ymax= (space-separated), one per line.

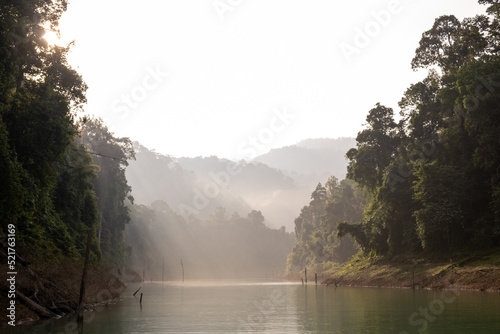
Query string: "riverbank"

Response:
xmin=0 ymin=247 xmax=141 ymax=327
xmin=322 ymin=251 xmax=500 ymax=291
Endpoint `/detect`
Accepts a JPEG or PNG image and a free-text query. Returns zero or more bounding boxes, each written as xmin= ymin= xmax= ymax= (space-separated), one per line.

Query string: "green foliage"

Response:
xmin=77 ymin=118 xmax=135 ymax=265
xmin=53 ymin=143 xmax=101 ymax=260
xmin=287 ymin=178 xmax=364 ymax=272
xmin=346 ymin=104 xmax=401 ymax=193
xmin=413 ymin=162 xmax=467 ymax=252
xmin=0 ymin=0 xmax=95 ymax=261
xmin=0 ymin=0 xmax=124 ymax=267
xmin=411 ymin=15 xmax=488 ymax=73
xmin=478 ymin=0 xmax=500 ymax=18
xmin=340 ymin=3 xmax=500 ymax=258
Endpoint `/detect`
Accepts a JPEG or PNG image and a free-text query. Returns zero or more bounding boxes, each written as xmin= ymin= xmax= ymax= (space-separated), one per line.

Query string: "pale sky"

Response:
xmin=53 ymin=0 xmax=487 ymax=160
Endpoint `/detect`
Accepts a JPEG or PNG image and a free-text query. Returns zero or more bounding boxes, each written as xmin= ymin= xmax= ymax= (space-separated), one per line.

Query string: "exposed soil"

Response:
xmin=322 ymin=254 xmax=500 ymax=291
xmin=0 ymin=246 xmax=141 ymax=327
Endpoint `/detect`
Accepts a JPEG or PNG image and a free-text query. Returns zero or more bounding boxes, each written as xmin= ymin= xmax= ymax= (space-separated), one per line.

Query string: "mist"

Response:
xmin=4 ymin=1 xmax=500 ymax=332
xmin=123 ymin=138 xmax=352 ymax=279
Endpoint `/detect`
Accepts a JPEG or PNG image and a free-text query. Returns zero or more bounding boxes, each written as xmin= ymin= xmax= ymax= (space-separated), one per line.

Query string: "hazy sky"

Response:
xmin=52 ymin=0 xmax=487 ymax=160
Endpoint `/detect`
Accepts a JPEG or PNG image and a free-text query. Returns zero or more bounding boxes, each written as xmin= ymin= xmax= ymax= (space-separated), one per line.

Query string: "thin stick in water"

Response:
xmin=77 ymin=229 xmax=92 ymax=323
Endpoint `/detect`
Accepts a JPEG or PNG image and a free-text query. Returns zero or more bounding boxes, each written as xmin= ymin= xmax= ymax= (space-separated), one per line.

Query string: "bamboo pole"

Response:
xmin=77 ymin=229 xmax=92 ymax=323
xmin=412 ymin=269 xmax=415 ymax=289
xmin=180 ymin=259 xmax=184 ymax=282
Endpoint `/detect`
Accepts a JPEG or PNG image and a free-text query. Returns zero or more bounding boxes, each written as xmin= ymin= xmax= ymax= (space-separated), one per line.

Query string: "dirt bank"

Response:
xmin=0 ymin=246 xmax=141 ymax=327
xmin=322 ymin=253 xmax=500 ymax=291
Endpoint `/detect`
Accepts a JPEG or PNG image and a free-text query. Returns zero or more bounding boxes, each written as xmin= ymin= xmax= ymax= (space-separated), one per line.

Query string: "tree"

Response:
xmin=413 ymin=163 xmax=468 ymax=252
xmin=287 ymin=179 xmax=364 ymax=271
xmin=411 ymin=15 xmax=487 ymax=74
xmin=78 ymin=118 xmax=135 ymax=264
xmin=247 ymin=210 xmax=265 ymax=225
xmin=347 ymin=103 xmax=401 ymax=192
xmin=399 ymin=70 xmax=443 ymax=143
xmin=53 ymin=144 xmax=101 ymax=260
xmin=0 ymin=0 xmax=90 ymax=259
xmin=479 ymin=0 xmax=500 ymax=18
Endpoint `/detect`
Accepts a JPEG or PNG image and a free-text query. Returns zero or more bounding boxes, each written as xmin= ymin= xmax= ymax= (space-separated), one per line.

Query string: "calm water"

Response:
xmin=14 ymin=281 xmax=500 ymax=333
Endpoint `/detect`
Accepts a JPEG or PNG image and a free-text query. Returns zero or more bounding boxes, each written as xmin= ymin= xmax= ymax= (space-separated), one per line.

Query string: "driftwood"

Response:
xmin=16 ymin=291 xmax=60 ymax=319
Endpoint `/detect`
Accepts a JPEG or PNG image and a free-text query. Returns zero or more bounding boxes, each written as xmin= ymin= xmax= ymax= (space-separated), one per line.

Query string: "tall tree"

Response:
xmin=346 ymin=104 xmax=401 ymax=193
xmin=411 ymin=15 xmax=487 ymax=74
xmin=0 ymin=0 xmax=89 ymax=257
xmin=78 ymin=118 xmax=135 ymax=264
xmin=338 ymin=1 xmax=500 ymax=256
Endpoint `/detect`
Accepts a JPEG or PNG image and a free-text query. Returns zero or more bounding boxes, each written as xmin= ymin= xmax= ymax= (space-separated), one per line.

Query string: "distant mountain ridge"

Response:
xmin=254 ymin=137 xmax=355 ymax=184
xmin=126 ymin=138 xmax=355 ymax=231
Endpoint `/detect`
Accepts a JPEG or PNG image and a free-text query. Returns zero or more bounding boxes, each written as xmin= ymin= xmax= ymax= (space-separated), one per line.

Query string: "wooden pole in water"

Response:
xmin=305 ymin=268 xmax=307 ymax=284
xmin=77 ymin=229 xmax=92 ymax=323
xmin=140 ymin=293 xmax=143 ymax=305
xmin=182 ymin=261 xmax=185 ymax=282
xmin=315 ymin=273 xmax=318 ymax=286
xmin=412 ymin=268 xmax=415 ymax=289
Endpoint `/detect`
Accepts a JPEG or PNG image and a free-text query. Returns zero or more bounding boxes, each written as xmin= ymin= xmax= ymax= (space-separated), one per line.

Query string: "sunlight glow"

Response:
xmin=43 ymin=30 xmax=62 ymax=46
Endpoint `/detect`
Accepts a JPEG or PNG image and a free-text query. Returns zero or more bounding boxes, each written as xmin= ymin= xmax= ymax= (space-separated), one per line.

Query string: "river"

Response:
xmin=14 ymin=281 xmax=500 ymax=333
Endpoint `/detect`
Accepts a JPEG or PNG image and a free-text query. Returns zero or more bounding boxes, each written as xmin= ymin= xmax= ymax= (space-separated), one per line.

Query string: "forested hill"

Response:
xmin=125 ymin=144 xmax=297 ymax=279
xmin=126 ymin=138 xmax=357 ymax=232
xmin=126 ymin=142 xmax=307 ymax=230
xmin=287 ymin=2 xmax=500 ymax=275
xmin=126 ymin=143 xmax=252 ymax=220
xmin=126 ymin=142 xmax=297 ymax=216
xmin=254 ymin=137 xmax=355 ymax=185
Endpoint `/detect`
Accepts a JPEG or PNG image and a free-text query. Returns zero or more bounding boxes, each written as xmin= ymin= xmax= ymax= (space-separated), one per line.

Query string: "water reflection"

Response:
xmin=14 ymin=281 xmax=500 ymax=334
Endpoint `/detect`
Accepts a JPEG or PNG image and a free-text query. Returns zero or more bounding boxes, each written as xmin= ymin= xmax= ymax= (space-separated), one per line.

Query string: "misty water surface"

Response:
xmin=16 ymin=281 xmax=500 ymax=334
